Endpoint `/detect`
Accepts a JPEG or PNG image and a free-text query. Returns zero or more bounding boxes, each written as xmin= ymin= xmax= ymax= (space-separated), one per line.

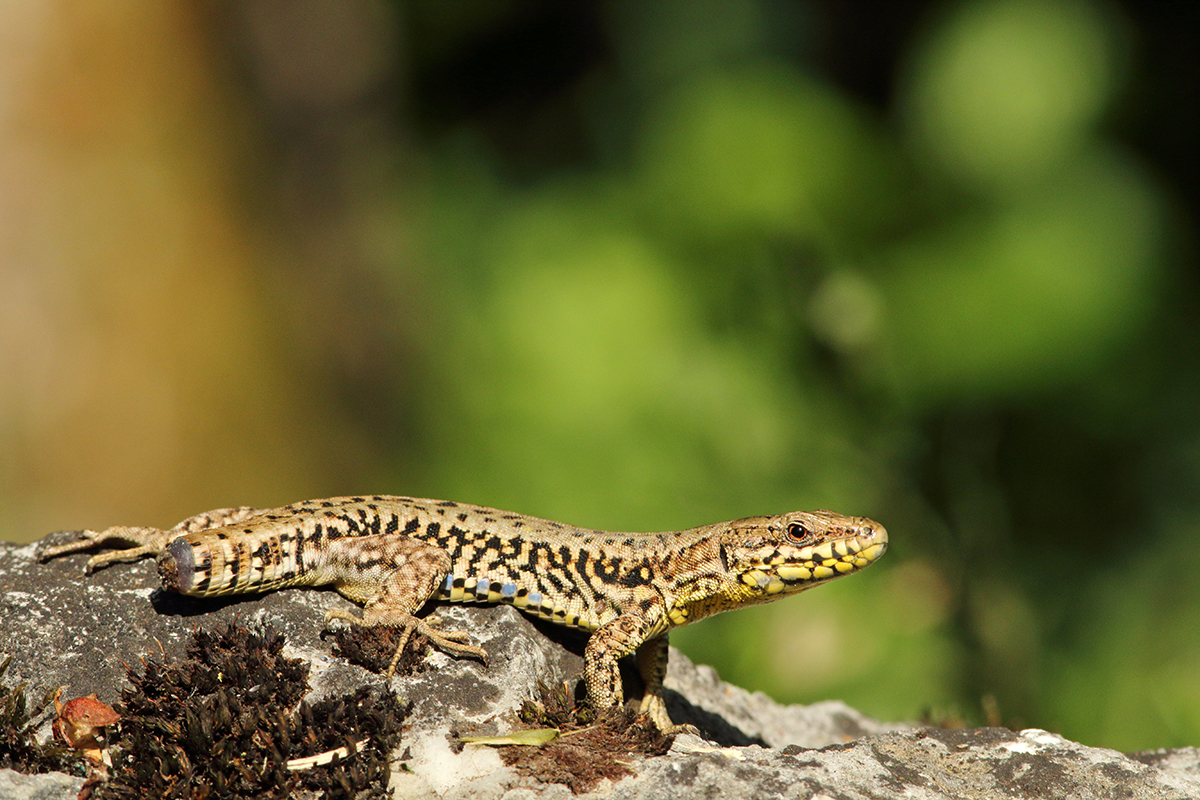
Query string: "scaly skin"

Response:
xmin=40 ymin=495 xmax=888 ymax=733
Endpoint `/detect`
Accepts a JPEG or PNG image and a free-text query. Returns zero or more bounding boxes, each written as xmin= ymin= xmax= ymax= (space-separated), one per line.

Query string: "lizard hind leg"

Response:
xmin=321 ymin=535 xmax=488 ymax=676
xmin=39 ymin=526 xmax=175 ymax=573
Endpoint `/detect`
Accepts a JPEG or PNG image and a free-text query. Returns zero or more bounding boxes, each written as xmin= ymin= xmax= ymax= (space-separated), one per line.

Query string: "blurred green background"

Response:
xmin=2 ymin=0 xmax=1196 ymax=752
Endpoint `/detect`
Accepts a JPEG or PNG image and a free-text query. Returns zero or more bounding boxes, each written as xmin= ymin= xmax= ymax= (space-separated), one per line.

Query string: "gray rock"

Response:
xmin=0 ymin=768 xmax=84 ymax=800
xmin=2 ymin=535 xmax=1199 ymax=799
xmin=609 ymin=727 xmax=1200 ymax=800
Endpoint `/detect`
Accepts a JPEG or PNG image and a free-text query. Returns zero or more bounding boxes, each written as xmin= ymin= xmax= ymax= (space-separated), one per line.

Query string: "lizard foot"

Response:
xmin=324 ymin=609 xmax=489 ymax=677
xmin=639 ymin=692 xmax=701 ymax=736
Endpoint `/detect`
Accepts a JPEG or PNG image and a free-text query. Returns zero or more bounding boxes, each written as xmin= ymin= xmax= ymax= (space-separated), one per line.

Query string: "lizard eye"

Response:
xmin=786 ymin=522 xmax=810 ymax=543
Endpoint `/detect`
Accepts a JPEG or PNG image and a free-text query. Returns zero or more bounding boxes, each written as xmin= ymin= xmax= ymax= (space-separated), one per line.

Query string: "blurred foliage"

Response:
xmin=401 ymin=0 xmax=1183 ymax=751
xmin=2 ymin=0 xmax=1197 ymax=753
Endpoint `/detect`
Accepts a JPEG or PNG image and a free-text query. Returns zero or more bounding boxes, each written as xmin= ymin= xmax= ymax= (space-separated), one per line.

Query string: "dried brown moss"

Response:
xmin=95 ymin=624 xmax=407 ymax=800
xmin=492 ymin=681 xmax=673 ymax=794
xmin=328 ymin=624 xmax=430 ymax=676
xmin=0 ymin=656 xmax=85 ymax=775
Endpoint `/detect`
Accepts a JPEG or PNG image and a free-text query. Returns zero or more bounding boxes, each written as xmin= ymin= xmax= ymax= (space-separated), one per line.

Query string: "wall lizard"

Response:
xmin=39 ymin=496 xmax=887 ymax=733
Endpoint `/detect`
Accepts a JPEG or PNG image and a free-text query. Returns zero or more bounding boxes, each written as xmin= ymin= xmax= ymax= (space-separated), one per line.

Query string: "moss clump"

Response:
xmin=491 ymin=681 xmax=673 ymax=794
xmin=97 ymin=624 xmax=407 ymax=800
xmin=327 ymin=623 xmax=430 ymax=676
xmin=0 ymin=656 xmax=85 ymax=775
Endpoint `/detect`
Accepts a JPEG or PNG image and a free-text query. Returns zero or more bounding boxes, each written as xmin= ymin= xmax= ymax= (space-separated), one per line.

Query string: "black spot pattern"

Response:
xmin=52 ymin=494 xmax=884 ymax=737
xmin=165 ymin=496 xmax=883 ymax=644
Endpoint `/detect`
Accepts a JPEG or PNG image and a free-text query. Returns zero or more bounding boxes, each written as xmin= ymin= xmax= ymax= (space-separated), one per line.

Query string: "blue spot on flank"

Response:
xmin=527 ymin=592 xmax=543 ymax=606
xmin=501 ymin=583 xmax=517 ymax=598
xmin=476 ymin=578 xmax=491 ymax=595
xmin=442 ymin=576 xmax=454 ymax=591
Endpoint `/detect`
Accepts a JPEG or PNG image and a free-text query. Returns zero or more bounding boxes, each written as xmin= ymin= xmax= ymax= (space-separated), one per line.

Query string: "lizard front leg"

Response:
xmin=39 ymin=507 xmax=260 ymax=573
xmin=634 ymin=632 xmax=699 ymax=735
xmin=320 ymin=535 xmax=487 ymax=676
xmin=583 ymin=593 xmax=673 ymax=724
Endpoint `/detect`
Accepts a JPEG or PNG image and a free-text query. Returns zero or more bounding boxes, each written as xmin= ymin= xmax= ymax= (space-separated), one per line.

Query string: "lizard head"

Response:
xmin=718 ymin=509 xmax=887 ymax=599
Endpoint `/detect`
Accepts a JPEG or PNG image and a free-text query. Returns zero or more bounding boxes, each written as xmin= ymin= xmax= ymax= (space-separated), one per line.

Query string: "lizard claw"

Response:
xmin=325 ymin=608 xmax=488 ymax=675
xmin=385 ymin=617 xmax=488 ymax=676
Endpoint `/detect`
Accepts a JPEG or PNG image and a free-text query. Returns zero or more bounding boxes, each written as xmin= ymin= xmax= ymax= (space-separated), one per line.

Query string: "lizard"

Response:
xmin=39 ymin=495 xmax=887 ymax=733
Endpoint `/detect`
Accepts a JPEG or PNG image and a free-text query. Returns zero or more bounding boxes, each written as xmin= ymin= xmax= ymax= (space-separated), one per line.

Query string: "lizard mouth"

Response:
xmin=779 ymin=523 xmax=887 ymax=583
xmin=742 ymin=522 xmax=887 ymax=595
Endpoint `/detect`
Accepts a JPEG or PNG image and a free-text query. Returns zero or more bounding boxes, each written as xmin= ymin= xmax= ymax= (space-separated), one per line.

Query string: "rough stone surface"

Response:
xmin=3 ymin=535 xmax=1199 ymax=799
xmin=0 ymin=768 xmax=83 ymax=800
